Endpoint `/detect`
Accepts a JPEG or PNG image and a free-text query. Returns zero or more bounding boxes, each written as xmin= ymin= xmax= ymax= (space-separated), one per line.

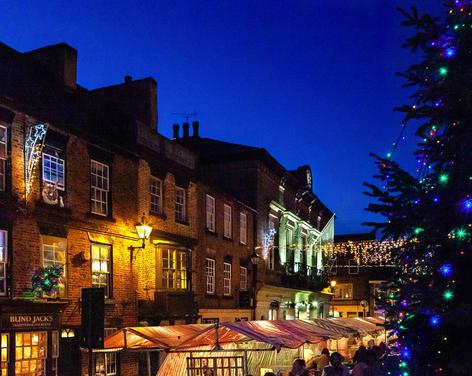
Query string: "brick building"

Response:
xmin=177 ymin=132 xmax=335 ymax=322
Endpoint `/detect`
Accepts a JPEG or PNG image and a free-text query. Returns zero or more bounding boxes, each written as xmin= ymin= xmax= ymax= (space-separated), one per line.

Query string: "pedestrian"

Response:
xmin=351 ymin=347 xmax=369 ymax=376
xmin=264 ymin=372 xmax=277 ymax=376
xmin=289 ymin=358 xmax=310 ymax=376
xmin=321 ymin=352 xmax=349 ymax=376
xmin=317 ymin=348 xmax=330 ymax=371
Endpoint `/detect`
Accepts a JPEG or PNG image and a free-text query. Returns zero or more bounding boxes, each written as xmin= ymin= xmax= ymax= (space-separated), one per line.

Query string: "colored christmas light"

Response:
xmin=429 ymin=315 xmax=441 ymax=327
xmin=439 ymin=263 xmax=452 ymax=277
xmin=442 ymin=289 xmax=454 ymax=301
xmin=439 ymin=66 xmax=449 ymax=76
xmin=414 ymin=227 xmax=424 ymax=235
xmin=444 ymin=47 xmax=457 ymax=58
xmin=439 ymin=173 xmax=449 ymax=184
xmin=456 ymin=227 xmax=468 ymax=239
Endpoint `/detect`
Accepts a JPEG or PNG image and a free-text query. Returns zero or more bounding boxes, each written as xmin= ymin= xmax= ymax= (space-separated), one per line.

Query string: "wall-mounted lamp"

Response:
xmin=250 ymin=249 xmax=262 ymax=265
xmin=129 ymin=214 xmax=153 ymax=259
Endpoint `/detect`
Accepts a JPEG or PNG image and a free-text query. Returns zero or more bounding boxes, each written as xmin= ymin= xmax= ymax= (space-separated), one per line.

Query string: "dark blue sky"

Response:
xmin=0 ymin=1 xmax=442 ymax=233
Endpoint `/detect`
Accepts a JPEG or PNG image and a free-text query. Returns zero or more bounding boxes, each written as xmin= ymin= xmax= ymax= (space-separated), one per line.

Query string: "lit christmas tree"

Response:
xmin=364 ymin=1 xmax=472 ymax=375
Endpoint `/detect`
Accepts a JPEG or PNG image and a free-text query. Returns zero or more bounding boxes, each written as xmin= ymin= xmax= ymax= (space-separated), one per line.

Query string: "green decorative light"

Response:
xmin=400 ymin=361 xmax=407 ymax=368
xmin=387 ymin=152 xmax=392 ymax=158
xmin=456 ymin=228 xmax=468 ymax=239
xmin=454 ymin=24 xmax=459 ymax=30
xmin=439 ymin=66 xmax=449 ymax=77
xmin=414 ymin=227 xmax=424 ymax=235
xmin=443 ymin=289 xmax=454 ymax=301
xmin=399 ymin=325 xmax=407 ymax=330
xmin=439 ymin=173 xmax=449 ymax=184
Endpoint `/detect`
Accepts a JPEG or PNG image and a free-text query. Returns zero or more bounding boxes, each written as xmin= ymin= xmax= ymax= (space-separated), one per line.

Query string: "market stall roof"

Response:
xmin=103 ymin=318 xmax=384 ymax=352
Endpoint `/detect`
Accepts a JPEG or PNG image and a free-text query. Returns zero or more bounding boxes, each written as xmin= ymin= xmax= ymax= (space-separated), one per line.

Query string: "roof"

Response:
xmin=334 ymin=232 xmax=376 ymax=243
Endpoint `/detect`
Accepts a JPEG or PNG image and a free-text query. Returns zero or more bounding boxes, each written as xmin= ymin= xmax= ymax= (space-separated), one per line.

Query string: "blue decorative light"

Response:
xmin=464 ymin=198 xmax=472 ymax=210
xmin=444 ymin=47 xmax=456 ymax=58
xmin=439 ymin=263 xmax=452 ymax=277
xmin=433 ymin=196 xmax=440 ymax=204
xmin=402 ymin=349 xmax=411 ymax=359
xmin=429 ymin=315 xmax=441 ymax=327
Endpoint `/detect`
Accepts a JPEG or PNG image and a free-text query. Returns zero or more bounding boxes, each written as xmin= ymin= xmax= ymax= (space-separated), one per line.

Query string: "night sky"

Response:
xmin=0 ymin=1 xmax=443 ymax=234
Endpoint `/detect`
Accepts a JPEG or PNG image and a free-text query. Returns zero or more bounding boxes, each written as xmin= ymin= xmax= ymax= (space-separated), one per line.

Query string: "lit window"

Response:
xmin=0 ymin=125 xmax=6 ymax=192
xmin=1 ymin=333 xmax=8 ymax=375
xmin=223 ymin=262 xmax=232 ymax=296
xmin=150 ymin=177 xmax=163 ymax=214
xmin=160 ymin=249 xmax=187 ymax=290
xmin=91 ymin=243 xmax=112 ymax=298
xmin=94 ymin=328 xmax=117 ymax=376
xmin=42 ymin=236 xmax=67 ymax=297
xmin=0 ymin=230 xmax=7 ymax=296
xmin=42 ymin=153 xmax=65 ymax=190
xmin=175 ymin=187 xmax=186 ymax=222
xmin=205 ymin=258 xmax=215 ymax=294
xmin=239 ymin=212 xmax=247 ymax=244
xmin=206 ymin=195 xmax=215 ymax=232
xmin=333 ymin=283 xmax=353 ymax=300
xmin=14 ymin=331 xmax=47 ymax=376
xmin=90 ymin=160 xmax=109 ymax=216
xmin=239 ymin=266 xmax=247 ymax=292
xmin=224 ymin=204 xmax=232 ymax=238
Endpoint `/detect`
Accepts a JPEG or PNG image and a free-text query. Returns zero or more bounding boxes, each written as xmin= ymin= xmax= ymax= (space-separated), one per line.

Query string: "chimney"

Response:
xmin=124 ymin=75 xmax=132 ymax=83
xmin=26 ymin=43 xmax=77 ymax=89
xmin=182 ymin=122 xmax=190 ymax=138
xmin=192 ymin=121 xmax=200 ymax=138
xmin=172 ymin=123 xmax=180 ymax=139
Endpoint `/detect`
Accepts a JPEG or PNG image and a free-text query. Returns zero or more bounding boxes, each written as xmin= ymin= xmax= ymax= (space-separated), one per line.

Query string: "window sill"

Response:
xmin=150 ymin=211 xmax=167 ymax=220
xmin=239 ymin=241 xmax=248 ymax=246
xmin=87 ymin=212 xmax=116 ymax=222
xmin=223 ymin=236 xmax=233 ymax=242
xmin=175 ymin=219 xmax=190 ymax=226
xmin=105 ymin=298 xmax=116 ymax=305
xmin=205 ymin=228 xmax=218 ymax=236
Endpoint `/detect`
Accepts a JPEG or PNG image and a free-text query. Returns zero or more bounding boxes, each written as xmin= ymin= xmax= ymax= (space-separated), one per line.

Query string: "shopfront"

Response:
xmin=0 ymin=300 xmax=67 ymax=376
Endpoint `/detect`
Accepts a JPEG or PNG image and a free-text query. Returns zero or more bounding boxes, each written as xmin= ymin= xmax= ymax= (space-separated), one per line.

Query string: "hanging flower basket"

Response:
xmin=31 ymin=265 xmax=64 ymax=296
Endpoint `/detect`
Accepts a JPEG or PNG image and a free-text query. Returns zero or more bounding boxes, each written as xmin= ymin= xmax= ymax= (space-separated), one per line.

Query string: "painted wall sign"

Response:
xmin=1 ymin=313 xmax=59 ymax=329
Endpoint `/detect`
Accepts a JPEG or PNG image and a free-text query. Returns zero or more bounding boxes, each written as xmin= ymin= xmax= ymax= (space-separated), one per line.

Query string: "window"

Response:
xmin=0 ymin=125 xmax=6 ymax=192
xmin=1 ymin=333 xmax=8 ymax=376
xmin=223 ymin=262 xmax=232 ymax=296
xmin=42 ymin=236 xmax=67 ymax=297
xmin=0 ymin=230 xmax=7 ymax=296
xmin=202 ymin=318 xmax=219 ymax=324
xmin=91 ymin=243 xmax=112 ymax=298
xmin=205 ymin=258 xmax=215 ymax=294
xmin=348 ymin=259 xmax=359 ymax=275
xmin=42 ymin=153 xmax=65 ymax=190
xmin=160 ymin=248 xmax=187 ymax=290
xmin=333 ymin=283 xmax=353 ymax=300
xmin=224 ymin=204 xmax=232 ymax=238
xmin=278 ymin=185 xmax=285 ymax=205
xmin=175 ymin=187 xmax=186 ymax=222
xmin=14 ymin=332 xmax=47 ymax=376
xmin=239 ymin=266 xmax=247 ymax=291
xmin=267 ymin=216 xmax=277 ymax=271
xmin=51 ymin=331 xmax=59 ymax=376
xmin=90 ymin=160 xmax=110 ymax=216
xmin=150 ymin=177 xmax=163 ymax=214
xmin=94 ymin=328 xmax=117 ymax=376
xmin=239 ymin=212 xmax=247 ymax=244
xmin=206 ymin=195 xmax=215 ymax=232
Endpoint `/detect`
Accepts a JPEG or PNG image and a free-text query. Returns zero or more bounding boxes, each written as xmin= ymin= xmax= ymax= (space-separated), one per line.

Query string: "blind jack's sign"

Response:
xmin=1 ymin=314 xmax=58 ymax=329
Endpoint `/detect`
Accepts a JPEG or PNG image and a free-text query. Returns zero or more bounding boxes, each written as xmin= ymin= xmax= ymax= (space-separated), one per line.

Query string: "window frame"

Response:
xmin=91 ymin=243 xmax=112 ymax=298
xmin=1 ymin=333 xmax=8 ymax=375
xmin=150 ymin=176 xmax=163 ymax=215
xmin=205 ymin=194 xmax=215 ymax=232
xmin=0 ymin=229 xmax=7 ymax=296
xmin=159 ymin=248 xmax=188 ymax=290
xmin=41 ymin=236 xmax=67 ymax=297
xmin=223 ymin=262 xmax=232 ymax=296
xmin=94 ymin=328 xmax=118 ymax=376
xmin=205 ymin=258 xmax=216 ymax=295
xmin=175 ymin=186 xmax=187 ymax=222
xmin=90 ymin=160 xmax=110 ymax=217
xmin=223 ymin=204 xmax=232 ymax=238
xmin=0 ymin=125 xmax=7 ymax=192
xmin=239 ymin=266 xmax=247 ymax=292
xmin=239 ymin=212 xmax=247 ymax=245
xmin=348 ymin=259 xmax=360 ymax=275
xmin=42 ymin=152 xmax=65 ymax=191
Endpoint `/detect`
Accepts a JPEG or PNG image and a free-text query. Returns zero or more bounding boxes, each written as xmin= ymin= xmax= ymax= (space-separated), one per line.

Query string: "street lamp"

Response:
xmin=129 ymin=214 xmax=153 ymax=259
xmin=249 ymin=249 xmax=262 ymax=319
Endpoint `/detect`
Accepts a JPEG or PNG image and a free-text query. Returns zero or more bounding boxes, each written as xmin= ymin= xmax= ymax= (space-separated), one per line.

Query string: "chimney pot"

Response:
xmin=124 ymin=75 xmax=132 ymax=83
xmin=192 ymin=121 xmax=200 ymax=138
xmin=182 ymin=122 xmax=190 ymax=138
xmin=172 ymin=123 xmax=180 ymax=139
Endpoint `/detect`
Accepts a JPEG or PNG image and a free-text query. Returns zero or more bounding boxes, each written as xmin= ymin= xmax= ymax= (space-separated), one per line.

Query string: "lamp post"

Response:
xmin=330 ymin=280 xmax=337 ymax=317
xmin=250 ymin=249 xmax=262 ymax=320
xmin=129 ymin=214 xmax=153 ymax=260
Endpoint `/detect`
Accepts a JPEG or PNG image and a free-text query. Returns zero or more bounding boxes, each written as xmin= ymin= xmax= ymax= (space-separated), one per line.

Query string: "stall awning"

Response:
xmin=103 ymin=318 xmax=385 ymax=352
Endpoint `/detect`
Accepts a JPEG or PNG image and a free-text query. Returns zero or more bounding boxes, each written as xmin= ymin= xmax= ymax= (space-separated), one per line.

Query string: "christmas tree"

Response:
xmin=364 ymin=1 xmax=472 ymax=375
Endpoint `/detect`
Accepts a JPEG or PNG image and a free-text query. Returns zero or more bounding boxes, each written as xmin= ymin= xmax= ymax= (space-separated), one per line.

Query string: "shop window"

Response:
xmin=239 ymin=266 xmax=247 ymax=292
xmin=91 ymin=243 xmax=112 ymax=298
xmin=206 ymin=195 xmax=215 ymax=232
xmin=1 ymin=333 xmax=8 ymax=376
xmin=14 ymin=331 xmax=47 ymax=376
xmin=175 ymin=187 xmax=186 ymax=222
xmin=0 ymin=125 xmax=7 ymax=192
xmin=90 ymin=160 xmax=110 ymax=216
xmin=205 ymin=258 xmax=215 ymax=294
xmin=150 ymin=177 xmax=163 ymax=214
xmin=223 ymin=204 xmax=232 ymax=238
xmin=158 ymin=248 xmax=187 ymax=290
xmin=223 ymin=262 xmax=232 ymax=296
xmin=94 ymin=328 xmax=117 ymax=376
xmin=42 ymin=236 xmax=67 ymax=297
xmin=239 ymin=212 xmax=247 ymax=245
xmin=333 ymin=283 xmax=353 ymax=300
xmin=0 ymin=230 xmax=7 ymax=296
